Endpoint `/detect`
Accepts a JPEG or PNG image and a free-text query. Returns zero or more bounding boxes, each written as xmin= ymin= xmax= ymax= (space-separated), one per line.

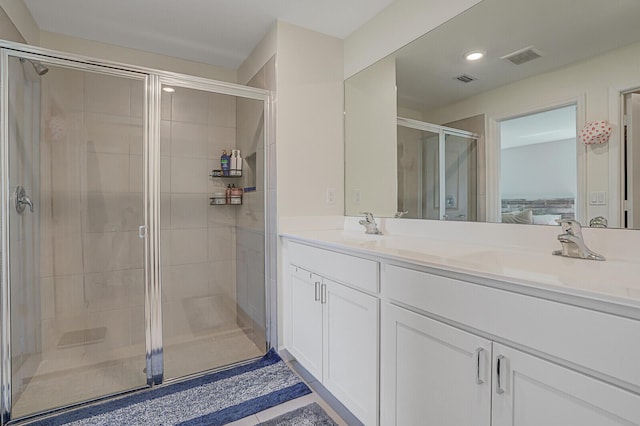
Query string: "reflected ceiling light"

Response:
xmin=465 ymin=51 xmax=485 ymax=61
xmin=162 ymin=87 xmax=175 ymax=93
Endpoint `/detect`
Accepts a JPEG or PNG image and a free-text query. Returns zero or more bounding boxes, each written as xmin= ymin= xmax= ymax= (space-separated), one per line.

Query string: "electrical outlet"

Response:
xmin=326 ymin=188 xmax=336 ymax=205
xmin=353 ymin=189 xmax=361 ymax=205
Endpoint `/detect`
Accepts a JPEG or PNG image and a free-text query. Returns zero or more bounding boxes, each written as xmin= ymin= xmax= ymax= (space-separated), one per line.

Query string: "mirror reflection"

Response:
xmin=344 ymin=0 xmax=640 ymax=229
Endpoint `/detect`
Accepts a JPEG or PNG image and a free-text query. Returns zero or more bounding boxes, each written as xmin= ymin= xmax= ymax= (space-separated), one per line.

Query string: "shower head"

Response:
xmin=19 ymin=58 xmax=49 ymax=76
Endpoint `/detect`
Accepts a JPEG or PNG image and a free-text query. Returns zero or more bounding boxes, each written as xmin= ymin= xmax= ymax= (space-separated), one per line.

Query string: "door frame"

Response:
xmin=487 ymin=97 xmax=585 ymax=223
xmin=609 ymin=81 xmax=640 ymax=228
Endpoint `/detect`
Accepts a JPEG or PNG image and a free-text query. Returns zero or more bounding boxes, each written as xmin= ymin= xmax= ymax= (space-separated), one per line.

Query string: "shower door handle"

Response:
xmin=15 ymin=186 xmax=34 ymax=214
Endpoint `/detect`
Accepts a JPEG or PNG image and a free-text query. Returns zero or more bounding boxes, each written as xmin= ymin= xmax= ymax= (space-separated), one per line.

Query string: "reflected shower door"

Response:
xmin=6 ymin=56 xmax=148 ymax=419
xmin=396 ymin=126 xmax=440 ymax=220
xmin=159 ymin=83 xmax=266 ymax=380
xmin=444 ymin=133 xmax=478 ymax=222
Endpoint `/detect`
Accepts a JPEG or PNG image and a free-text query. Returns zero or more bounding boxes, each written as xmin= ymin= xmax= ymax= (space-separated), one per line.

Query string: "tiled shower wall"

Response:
xmin=39 ymin=68 xmax=146 ymax=358
xmin=35 ymin=65 xmax=261 ymax=370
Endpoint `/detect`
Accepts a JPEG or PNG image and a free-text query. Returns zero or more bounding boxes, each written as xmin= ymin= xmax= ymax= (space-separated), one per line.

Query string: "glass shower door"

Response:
xmin=396 ymin=126 xmax=440 ymax=220
xmin=443 ymin=133 xmax=478 ymax=222
xmin=4 ymin=55 xmax=149 ymax=420
xmin=159 ymin=83 xmax=267 ymax=381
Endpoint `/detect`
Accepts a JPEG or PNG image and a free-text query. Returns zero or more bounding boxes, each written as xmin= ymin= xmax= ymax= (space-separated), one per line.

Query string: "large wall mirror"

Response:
xmin=344 ymin=0 xmax=640 ymax=229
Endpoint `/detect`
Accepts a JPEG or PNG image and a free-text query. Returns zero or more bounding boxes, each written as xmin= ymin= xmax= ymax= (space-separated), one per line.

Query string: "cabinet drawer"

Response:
xmin=288 ymin=242 xmax=379 ymax=293
xmin=384 ymin=264 xmax=640 ymax=390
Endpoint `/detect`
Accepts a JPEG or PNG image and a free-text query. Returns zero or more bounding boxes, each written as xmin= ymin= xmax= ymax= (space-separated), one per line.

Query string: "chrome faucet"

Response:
xmin=552 ymin=219 xmax=605 ymax=261
xmin=359 ymin=212 xmax=382 ymax=235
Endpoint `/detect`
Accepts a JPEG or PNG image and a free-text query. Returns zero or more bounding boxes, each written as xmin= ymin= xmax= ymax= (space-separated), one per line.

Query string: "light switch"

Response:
xmin=589 ymin=191 xmax=607 ymax=205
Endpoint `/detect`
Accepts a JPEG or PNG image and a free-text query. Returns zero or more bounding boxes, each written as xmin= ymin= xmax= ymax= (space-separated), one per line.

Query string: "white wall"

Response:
xmin=238 ymin=26 xmax=277 ymax=86
xmin=343 ymin=0 xmax=481 ymax=79
xmin=40 ymin=32 xmax=236 ymax=82
xmin=0 ymin=6 xmax=25 ymax=43
xmin=344 ymin=55 xmax=397 ymax=216
xmin=0 ymin=0 xmax=39 ymax=44
xmin=275 ymin=21 xmax=344 ymax=218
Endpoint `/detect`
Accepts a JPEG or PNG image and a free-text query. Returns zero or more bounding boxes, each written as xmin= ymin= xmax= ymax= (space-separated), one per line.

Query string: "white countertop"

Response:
xmin=281 ymin=228 xmax=640 ymax=312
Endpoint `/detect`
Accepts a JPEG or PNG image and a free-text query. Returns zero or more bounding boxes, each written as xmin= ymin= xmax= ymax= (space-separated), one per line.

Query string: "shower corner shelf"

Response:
xmin=210 ymin=171 xmax=242 ymax=178
xmin=210 ymin=198 xmax=242 ymax=206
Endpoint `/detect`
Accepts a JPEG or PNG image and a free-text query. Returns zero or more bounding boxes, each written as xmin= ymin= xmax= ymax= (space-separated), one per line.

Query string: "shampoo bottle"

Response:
xmin=221 ymin=150 xmax=230 ymax=176
xmin=230 ymin=149 xmax=238 ymax=175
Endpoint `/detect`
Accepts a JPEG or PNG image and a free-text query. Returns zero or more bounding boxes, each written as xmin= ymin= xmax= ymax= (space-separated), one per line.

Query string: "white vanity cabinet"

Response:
xmin=382 ymin=264 xmax=640 ymax=426
xmin=289 ymin=268 xmax=324 ymax=379
xmin=381 ymin=303 xmax=492 ymax=426
xmin=492 ymin=343 xmax=640 ymax=426
xmin=285 ymin=242 xmax=379 ymax=426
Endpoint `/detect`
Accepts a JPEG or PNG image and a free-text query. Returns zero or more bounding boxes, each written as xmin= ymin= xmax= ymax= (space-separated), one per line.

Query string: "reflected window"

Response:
xmin=499 ymin=104 xmax=577 ymax=225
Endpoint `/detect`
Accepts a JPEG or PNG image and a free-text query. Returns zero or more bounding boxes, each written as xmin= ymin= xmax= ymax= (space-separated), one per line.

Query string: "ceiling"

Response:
xmin=22 ymin=0 xmax=394 ymax=69
xmin=392 ymin=0 xmax=640 ymax=111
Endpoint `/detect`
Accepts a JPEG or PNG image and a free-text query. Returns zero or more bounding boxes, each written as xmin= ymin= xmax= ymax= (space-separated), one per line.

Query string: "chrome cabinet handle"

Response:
xmin=475 ymin=348 xmax=485 ymax=385
xmin=321 ymin=283 xmax=327 ymax=304
xmin=314 ymin=281 xmax=321 ymax=302
xmin=496 ymin=355 xmax=506 ymax=394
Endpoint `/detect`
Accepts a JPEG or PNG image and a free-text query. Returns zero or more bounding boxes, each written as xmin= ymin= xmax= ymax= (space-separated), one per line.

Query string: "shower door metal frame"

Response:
xmin=0 ymin=39 xmax=273 ymax=424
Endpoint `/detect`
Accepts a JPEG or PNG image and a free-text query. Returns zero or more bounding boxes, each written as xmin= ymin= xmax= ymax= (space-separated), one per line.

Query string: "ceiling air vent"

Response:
xmin=454 ymin=74 xmax=477 ymax=83
xmin=501 ymin=46 xmax=543 ymax=65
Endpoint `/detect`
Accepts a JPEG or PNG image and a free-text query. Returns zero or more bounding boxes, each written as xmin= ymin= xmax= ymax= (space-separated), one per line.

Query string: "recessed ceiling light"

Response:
xmin=465 ymin=51 xmax=485 ymax=61
xmin=162 ymin=87 xmax=175 ymax=93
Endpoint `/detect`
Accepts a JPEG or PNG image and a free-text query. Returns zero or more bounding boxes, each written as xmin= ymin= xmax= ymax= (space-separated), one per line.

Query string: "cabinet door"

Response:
xmin=381 ymin=304 xmax=492 ymax=426
xmin=322 ymin=279 xmax=379 ymax=426
xmin=492 ymin=343 xmax=640 ymax=426
xmin=289 ymin=267 xmax=323 ymax=379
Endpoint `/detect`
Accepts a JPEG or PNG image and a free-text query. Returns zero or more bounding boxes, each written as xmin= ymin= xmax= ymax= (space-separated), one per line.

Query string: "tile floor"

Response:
xmin=227 ymin=393 xmax=348 ymax=426
xmin=226 ymin=358 xmax=354 ymax=426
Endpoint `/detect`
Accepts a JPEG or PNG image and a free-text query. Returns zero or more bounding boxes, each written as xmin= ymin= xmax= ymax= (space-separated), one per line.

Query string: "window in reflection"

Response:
xmin=499 ymin=104 xmax=577 ymax=225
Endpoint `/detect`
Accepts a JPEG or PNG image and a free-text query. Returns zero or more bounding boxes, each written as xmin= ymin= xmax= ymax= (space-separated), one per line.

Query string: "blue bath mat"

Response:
xmin=29 ymin=349 xmax=311 ymax=426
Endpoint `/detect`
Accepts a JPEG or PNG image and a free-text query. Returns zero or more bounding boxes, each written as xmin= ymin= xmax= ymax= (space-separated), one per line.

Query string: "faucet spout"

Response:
xmin=359 ymin=212 xmax=382 ymax=235
xmin=552 ymin=219 xmax=605 ymax=261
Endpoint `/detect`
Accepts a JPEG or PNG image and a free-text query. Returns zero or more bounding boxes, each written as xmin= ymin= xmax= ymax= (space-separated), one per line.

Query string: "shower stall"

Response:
xmin=0 ymin=42 xmax=272 ymax=423
xmin=397 ymin=117 xmax=479 ymax=221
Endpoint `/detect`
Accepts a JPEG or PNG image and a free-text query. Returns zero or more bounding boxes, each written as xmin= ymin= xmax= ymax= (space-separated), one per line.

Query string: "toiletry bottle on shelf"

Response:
xmin=225 ymin=184 xmax=232 ymax=204
xmin=230 ymin=149 xmax=238 ymax=176
xmin=236 ymin=150 xmax=243 ymax=176
xmin=221 ymin=150 xmax=230 ymax=176
xmin=230 ymin=184 xmax=243 ymax=205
